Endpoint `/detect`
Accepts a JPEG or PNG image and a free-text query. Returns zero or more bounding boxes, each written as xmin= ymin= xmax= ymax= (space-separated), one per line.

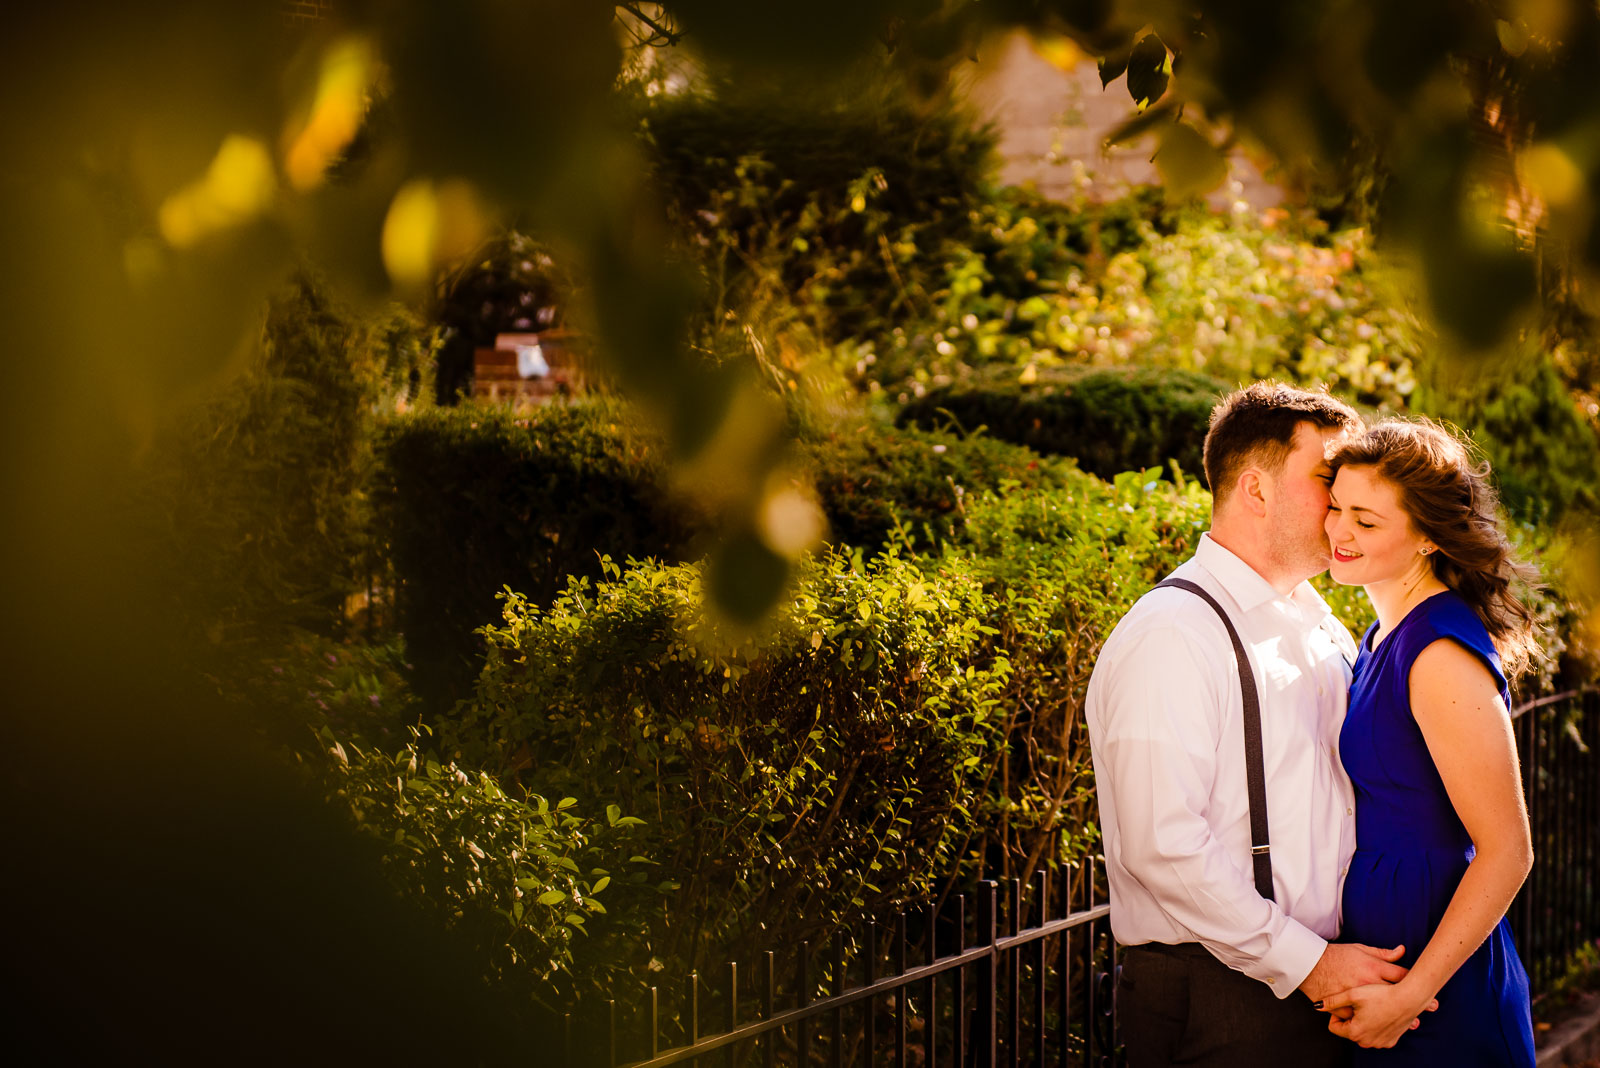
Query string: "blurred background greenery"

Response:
xmin=4 ymin=1 xmax=1599 ymax=1059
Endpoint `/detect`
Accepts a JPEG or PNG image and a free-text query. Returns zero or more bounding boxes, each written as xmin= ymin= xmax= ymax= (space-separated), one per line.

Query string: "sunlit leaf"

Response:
xmin=1154 ymin=122 xmax=1228 ymax=201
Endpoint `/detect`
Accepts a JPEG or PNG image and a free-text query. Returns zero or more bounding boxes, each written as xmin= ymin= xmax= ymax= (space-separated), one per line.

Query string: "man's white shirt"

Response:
xmin=1086 ymin=533 xmax=1359 ymax=997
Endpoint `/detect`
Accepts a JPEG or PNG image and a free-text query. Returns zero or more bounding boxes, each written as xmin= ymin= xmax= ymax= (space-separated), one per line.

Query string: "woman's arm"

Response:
xmin=1322 ymin=637 xmax=1534 ymax=1048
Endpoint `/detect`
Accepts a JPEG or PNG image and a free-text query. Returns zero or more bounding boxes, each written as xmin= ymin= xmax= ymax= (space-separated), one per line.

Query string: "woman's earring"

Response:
xmin=1419 ymin=548 xmax=1432 ymax=555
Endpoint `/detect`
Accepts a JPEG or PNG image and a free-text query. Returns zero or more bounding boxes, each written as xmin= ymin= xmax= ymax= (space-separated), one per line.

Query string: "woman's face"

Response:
xmin=1325 ymin=465 xmax=1436 ymax=586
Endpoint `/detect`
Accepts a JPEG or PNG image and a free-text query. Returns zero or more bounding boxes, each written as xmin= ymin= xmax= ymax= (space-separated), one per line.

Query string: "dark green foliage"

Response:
xmin=142 ymin=275 xmax=429 ymax=640
xmin=376 ymin=399 xmax=1072 ymax=706
xmin=801 ymin=423 xmax=1078 ymax=550
xmin=375 ymin=402 xmax=700 ymax=711
xmin=326 ymin=732 xmax=634 ymax=1007
xmin=1414 ymin=347 xmax=1600 ymax=526
xmin=642 ymin=90 xmax=997 ymax=341
xmin=897 ymin=365 xmax=1227 ymax=482
xmin=448 ymin=550 xmax=1007 ymax=986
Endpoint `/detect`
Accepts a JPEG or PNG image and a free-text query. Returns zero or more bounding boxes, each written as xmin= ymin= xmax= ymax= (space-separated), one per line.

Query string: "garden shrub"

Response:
xmin=377 ymin=397 xmax=1078 ymax=708
xmin=375 ymin=402 xmax=700 ymax=711
xmin=840 ymin=203 xmax=1423 ymax=408
xmin=323 ymin=730 xmax=638 ymax=1007
xmin=1412 ymin=345 xmax=1600 ymax=527
xmin=445 ymin=549 xmax=1008 ymax=985
xmin=799 ymin=422 xmax=1078 ymax=550
xmin=142 ymin=274 xmax=433 ymax=642
xmin=896 ymin=365 xmax=1226 ymax=481
xmin=642 ymin=89 xmax=997 ymax=342
xmin=932 ymin=469 xmax=1212 ymax=880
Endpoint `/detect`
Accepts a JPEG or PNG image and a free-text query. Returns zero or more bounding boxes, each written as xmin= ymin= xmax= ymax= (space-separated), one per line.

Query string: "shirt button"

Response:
xmin=1347 ymin=807 xmax=1353 ymax=815
xmin=1266 ymin=978 xmax=1276 ymax=985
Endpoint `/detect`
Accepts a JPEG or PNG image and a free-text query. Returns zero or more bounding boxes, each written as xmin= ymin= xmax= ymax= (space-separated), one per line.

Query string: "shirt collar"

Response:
xmin=1193 ymin=532 xmax=1327 ymax=618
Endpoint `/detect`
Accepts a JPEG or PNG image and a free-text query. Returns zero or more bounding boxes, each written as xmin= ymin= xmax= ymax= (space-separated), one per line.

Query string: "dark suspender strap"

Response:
xmin=1155 ymin=578 xmax=1275 ymax=902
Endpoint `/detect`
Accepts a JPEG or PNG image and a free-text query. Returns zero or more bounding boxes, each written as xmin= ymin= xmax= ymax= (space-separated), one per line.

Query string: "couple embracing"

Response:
xmin=1087 ymin=383 xmax=1539 ymax=1066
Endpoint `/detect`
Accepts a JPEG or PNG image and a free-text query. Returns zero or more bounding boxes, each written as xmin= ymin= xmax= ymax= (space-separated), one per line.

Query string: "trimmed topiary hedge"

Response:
xmin=896 ymin=365 xmax=1227 ymax=482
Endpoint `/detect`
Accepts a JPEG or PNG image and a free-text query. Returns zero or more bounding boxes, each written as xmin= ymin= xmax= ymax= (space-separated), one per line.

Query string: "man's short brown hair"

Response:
xmin=1202 ymin=382 xmax=1363 ymax=505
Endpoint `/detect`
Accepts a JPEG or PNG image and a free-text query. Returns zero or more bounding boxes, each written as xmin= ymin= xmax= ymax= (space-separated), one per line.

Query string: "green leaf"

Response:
xmin=606 ymin=803 xmax=622 ymax=826
xmin=537 ymin=890 xmax=567 ymax=906
xmin=591 ymin=875 xmax=611 ymax=893
xmin=1098 ymin=45 xmax=1131 ymax=88
xmin=1125 ymin=34 xmax=1170 ymax=107
xmin=557 ymin=796 xmax=578 ymax=811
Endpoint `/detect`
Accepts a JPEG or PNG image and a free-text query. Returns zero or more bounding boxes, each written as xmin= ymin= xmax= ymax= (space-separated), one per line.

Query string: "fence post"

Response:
xmin=976 ymin=880 xmax=998 ymax=1068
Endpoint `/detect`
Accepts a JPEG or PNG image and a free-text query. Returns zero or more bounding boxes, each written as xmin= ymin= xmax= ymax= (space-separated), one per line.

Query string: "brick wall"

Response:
xmin=961 ymin=32 xmax=1283 ymax=208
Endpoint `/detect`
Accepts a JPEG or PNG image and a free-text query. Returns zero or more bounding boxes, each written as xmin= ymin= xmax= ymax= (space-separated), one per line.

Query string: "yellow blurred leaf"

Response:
xmin=284 ymin=35 xmax=378 ymax=191
xmin=381 ymin=179 xmax=439 ymax=289
xmin=1154 ymin=122 xmax=1228 ymax=201
xmin=758 ymin=485 xmax=824 ymax=560
xmin=380 ymin=178 xmax=490 ymax=290
xmin=158 ymin=134 xmax=277 ymax=248
xmin=1524 ymin=142 xmax=1584 ymax=209
xmin=1030 ymin=34 xmax=1084 ymax=72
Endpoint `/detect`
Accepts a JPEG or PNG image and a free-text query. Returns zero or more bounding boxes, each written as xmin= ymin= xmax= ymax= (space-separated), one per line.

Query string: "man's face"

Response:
xmin=1263 ymin=421 xmax=1349 ymax=583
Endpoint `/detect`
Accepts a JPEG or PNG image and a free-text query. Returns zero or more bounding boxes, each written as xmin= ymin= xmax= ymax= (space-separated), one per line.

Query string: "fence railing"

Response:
xmin=1511 ymin=687 xmax=1600 ymax=994
xmin=561 ymin=863 xmax=1119 ymax=1067
xmin=564 ymin=687 xmax=1600 ymax=1066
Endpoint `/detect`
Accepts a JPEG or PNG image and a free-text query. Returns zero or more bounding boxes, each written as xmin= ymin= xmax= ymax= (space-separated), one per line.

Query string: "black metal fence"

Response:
xmin=1511 ymin=687 xmax=1600 ymax=993
xmin=563 ymin=687 xmax=1600 ymax=1067
xmin=561 ymin=862 xmax=1118 ymax=1067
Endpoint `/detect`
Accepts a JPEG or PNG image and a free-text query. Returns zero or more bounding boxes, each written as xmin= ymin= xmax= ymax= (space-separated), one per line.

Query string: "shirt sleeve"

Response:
xmin=1094 ymin=620 xmax=1328 ymax=996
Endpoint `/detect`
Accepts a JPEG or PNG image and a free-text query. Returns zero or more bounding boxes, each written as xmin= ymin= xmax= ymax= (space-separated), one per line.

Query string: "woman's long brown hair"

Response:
xmin=1330 ymin=419 xmax=1541 ymax=677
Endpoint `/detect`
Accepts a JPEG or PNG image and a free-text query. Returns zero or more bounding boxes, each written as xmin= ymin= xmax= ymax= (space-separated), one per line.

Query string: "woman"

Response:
xmin=1317 ymin=419 xmax=1538 ymax=1064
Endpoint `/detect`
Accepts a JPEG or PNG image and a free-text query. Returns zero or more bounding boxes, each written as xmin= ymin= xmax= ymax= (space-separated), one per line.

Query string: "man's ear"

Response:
xmin=1235 ymin=468 xmax=1269 ymax=517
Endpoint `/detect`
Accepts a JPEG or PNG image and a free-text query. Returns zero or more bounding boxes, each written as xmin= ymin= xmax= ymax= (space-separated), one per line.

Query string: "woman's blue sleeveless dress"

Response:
xmin=1339 ymin=590 xmax=1535 ymax=1066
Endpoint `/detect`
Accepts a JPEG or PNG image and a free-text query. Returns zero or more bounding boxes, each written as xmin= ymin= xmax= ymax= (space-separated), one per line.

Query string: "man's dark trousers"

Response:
xmin=1117 ymin=942 xmax=1350 ymax=1067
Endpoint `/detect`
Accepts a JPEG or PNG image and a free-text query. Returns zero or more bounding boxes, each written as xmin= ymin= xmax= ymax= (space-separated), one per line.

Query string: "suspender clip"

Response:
xmin=1251 ymin=845 xmax=1271 ymax=856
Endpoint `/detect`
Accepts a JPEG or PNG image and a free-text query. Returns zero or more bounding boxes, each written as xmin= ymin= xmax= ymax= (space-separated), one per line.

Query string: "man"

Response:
xmin=1086 ymin=383 xmax=1411 ymax=1066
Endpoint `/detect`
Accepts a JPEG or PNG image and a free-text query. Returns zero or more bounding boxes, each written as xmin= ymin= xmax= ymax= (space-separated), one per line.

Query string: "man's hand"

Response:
xmin=1297 ymin=943 xmax=1408 ymax=1007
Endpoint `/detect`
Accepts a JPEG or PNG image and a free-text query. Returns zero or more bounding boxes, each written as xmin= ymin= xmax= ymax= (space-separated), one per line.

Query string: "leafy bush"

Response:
xmin=377 ymin=397 xmax=1079 ymax=706
xmin=141 ymin=274 xmax=434 ymax=641
xmin=375 ymin=402 xmax=700 ymax=711
xmin=897 ymin=365 xmax=1226 ymax=481
xmin=446 ymin=549 xmax=1008 ymax=983
xmin=799 ymin=422 xmax=1077 ymax=550
xmin=934 ymin=468 xmax=1212 ymax=878
xmin=1413 ymin=345 xmax=1600 ymax=526
xmin=838 ymin=203 xmax=1423 ymax=409
xmin=323 ymin=731 xmax=637 ymax=1006
xmin=643 ymin=89 xmax=997 ymax=342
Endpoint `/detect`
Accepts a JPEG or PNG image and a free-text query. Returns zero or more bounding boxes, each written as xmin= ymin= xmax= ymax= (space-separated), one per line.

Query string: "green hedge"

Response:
xmin=799 ymin=422 xmax=1079 ymax=550
xmin=448 ymin=549 xmax=1006 ymax=986
xmin=375 ymin=403 xmax=700 ymax=711
xmin=377 ymin=403 xmax=1073 ymax=708
xmin=896 ymin=365 xmax=1226 ymax=482
xmin=439 ymin=468 xmax=1213 ymax=989
xmin=1413 ymin=347 xmax=1600 ymax=526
